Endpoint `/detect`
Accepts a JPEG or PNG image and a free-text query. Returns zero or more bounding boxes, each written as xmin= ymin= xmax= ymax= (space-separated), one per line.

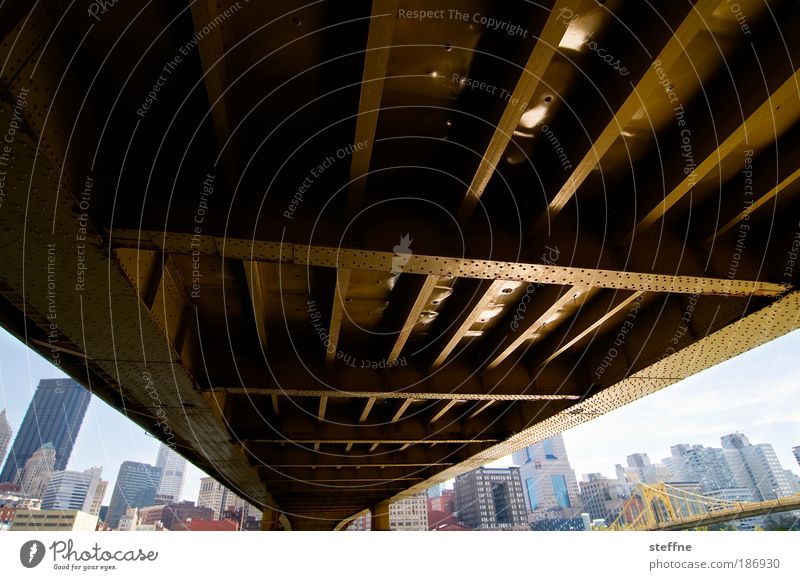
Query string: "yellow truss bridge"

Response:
xmin=608 ymin=483 xmax=800 ymax=531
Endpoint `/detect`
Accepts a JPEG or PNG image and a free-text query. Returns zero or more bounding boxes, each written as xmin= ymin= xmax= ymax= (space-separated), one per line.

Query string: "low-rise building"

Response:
xmin=11 ymin=508 xmax=98 ymax=531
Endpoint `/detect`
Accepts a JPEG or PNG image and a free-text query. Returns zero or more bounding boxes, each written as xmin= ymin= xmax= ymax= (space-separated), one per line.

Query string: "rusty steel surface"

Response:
xmin=1 ymin=1 xmax=800 ymax=530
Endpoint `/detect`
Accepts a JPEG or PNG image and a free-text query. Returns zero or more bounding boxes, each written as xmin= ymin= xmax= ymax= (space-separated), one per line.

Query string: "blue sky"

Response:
xmin=1 ymin=326 xmax=798 ymax=507
xmin=560 ymin=328 xmax=800 ymax=478
xmin=0 ymin=328 xmax=206 ymax=503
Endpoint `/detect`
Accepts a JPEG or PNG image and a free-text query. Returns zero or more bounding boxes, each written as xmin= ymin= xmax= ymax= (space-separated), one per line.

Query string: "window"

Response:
xmin=551 ymin=475 xmax=571 ymax=508
xmin=543 ymin=438 xmax=557 ymax=460
xmin=525 ymin=478 xmax=538 ymax=510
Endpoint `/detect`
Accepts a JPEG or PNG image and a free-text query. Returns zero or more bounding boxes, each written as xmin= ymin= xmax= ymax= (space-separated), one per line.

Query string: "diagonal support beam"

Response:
xmin=359 ymin=396 xmax=377 ymax=423
xmin=536 ymin=0 xmax=725 ymax=230
xmin=348 ymin=0 xmax=399 ymax=214
xmin=243 ymin=260 xmax=269 ymax=352
xmin=430 ymin=280 xmax=508 ymax=369
xmin=318 ymin=395 xmax=328 ymax=421
xmin=531 ymin=290 xmax=646 ymax=370
xmin=387 ymin=274 xmax=439 ymax=363
xmin=429 ymin=399 xmax=460 ymax=424
xmin=706 ymin=165 xmax=800 ymax=244
xmin=457 ymin=0 xmax=584 ymax=224
xmin=485 ymin=285 xmax=596 ymax=370
xmin=468 ymin=400 xmax=494 ymax=420
xmin=190 ymin=0 xmax=240 ymax=169
xmin=391 ymin=399 xmax=414 ymax=422
xmin=631 ymin=69 xmax=800 ymax=239
xmin=327 ymin=268 xmax=353 ymax=365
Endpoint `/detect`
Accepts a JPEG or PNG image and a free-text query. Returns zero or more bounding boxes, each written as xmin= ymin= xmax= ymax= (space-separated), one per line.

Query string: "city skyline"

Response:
xmin=1 ymin=325 xmax=799 ymax=513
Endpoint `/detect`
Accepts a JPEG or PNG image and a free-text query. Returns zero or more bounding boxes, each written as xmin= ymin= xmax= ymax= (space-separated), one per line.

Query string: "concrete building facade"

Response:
xmin=18 ymin=443 xmax=56 ymax=498
xmin=579 ymin=474 xmax=628 ymax=523
xmin=41 ymin=466 xmax=106 ymax=514
xmin=454 ymin=467 xmax=528 ymax=530
xmin=512 ymin=434 xmax=582 ymax=522
xmin=107 ymin=461 xmax=162 ymax=529
xmin=11 ymin=508 xmax=97 ymax=531
xmin=155 ymin=444 xmax=187 ymax=503
xmin=721 ymin=433 xmax=794 ymax=501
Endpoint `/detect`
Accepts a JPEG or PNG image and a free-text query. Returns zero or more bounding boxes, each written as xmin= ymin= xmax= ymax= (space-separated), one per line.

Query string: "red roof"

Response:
xmin=186 ymin=519 xmax=240 ymax=531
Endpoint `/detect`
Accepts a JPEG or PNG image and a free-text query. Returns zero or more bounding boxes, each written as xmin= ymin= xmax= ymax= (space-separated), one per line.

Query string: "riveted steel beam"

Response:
xmin=347 ymin=0 xmax=399 ymax=214
xmin=243 ymin=260 xmax=270 ymax=353
xmin=484 ymin=285 xmax=596 ymax=371
xmin=326 ymin=268 xmax=352 ymax=365
xmin=377 ymin=291 xmax=800 ymax=506
xmin=111 ymin=233 xmax=788 ymax=297
xmin=386 ymin=274 xmax=439 ymax=363
xmin=532 ymin=290 xmax=648 ymax=370
xmin=457 ymin=0 xmax=585 ymax=224
xmin=631 ymin=69 xmax=800 ymax=239
xmin=536 ymin=0 xmax=726 ymax=230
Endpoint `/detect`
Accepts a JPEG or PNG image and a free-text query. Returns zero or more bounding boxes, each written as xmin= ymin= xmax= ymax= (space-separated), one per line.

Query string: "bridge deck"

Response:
xmin=1 ymin=1 xmax=799 ymax=529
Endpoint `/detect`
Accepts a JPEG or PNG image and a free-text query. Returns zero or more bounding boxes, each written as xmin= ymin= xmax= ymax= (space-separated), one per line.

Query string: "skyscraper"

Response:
xmin=197 ymin=477 xmax=229 ymax=520
xmin=0 ymin=409 xmax=11 ymax=467
xmin=669 ymin=444 xmax=738 ymax=492
xmin=197 ymin=477 xmax=260 ymax=521
xmin=42 ymin=467 xmax=106 ymax=513
xmin=106 ymin=461 xmax=162 ymax=529
xmin=154 ymin=444 xmax=187 ymax=503
xmin=579 ymin=473 xmax=629 ymax=523
xmin=19 ymin=443 xmax=57 ymax=498
xmin=512 ymin=434 xmax=582 ymax=523
xmin=88 ymin=479 xmax=108 ymax=516
xmin=0 ymin=379 xmax=90 ymax=483
xmin=453 ymin=467 xmax=528 ymax=530
xmin=721 ymin=432 xmax=794 ymax=501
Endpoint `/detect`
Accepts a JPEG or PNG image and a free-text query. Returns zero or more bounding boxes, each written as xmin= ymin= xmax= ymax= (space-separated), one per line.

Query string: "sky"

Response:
xmin=488 ymin=328 xmax=800 ymax=478
xmin=1 ymin=326 xmax=799 ymax=507
xmin=0 ymin=328 xmax=207 ymax=504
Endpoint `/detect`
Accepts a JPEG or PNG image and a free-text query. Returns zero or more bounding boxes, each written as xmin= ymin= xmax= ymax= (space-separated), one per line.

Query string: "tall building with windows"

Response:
xmin=793 ymin=446 xmax=800 ymax=468
xmin=453 ymin=467 xmax=528 ymax=530
xmin=0 ymin=379 xmax=90 ymax=484
xmin=0 ymin=409 xmax=11 ymax=467
xmin=346 ymin=494 xmax=431 ymax=531
xmin=579 ymin=473 xmax=629 ymax=524
xmin=197 ymin=477 xmax=260 ymax=521
xmin=512 ymin=434 xmax=582 ymax=523
xmin=154 ymin=444 xmax=187 ymax=503
xmin=88 ymin=479 xmax=108 ymax=516
xmin=721 ymin=433 xmax=794 ymax=501
xmin=388 ymin=493 xmax=428 ymax=530
xmin=41 ymin=467 xmax=106 ymax=514
xmin=106 ymin=461 xmax=162 ymax=529
xmin=669 ymin=444 xmax=737 ymax=493
xmin=19 ymin=443 xmax=57 ymax=498
xmin=197 ymin=477 xmax=228 ymax=520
